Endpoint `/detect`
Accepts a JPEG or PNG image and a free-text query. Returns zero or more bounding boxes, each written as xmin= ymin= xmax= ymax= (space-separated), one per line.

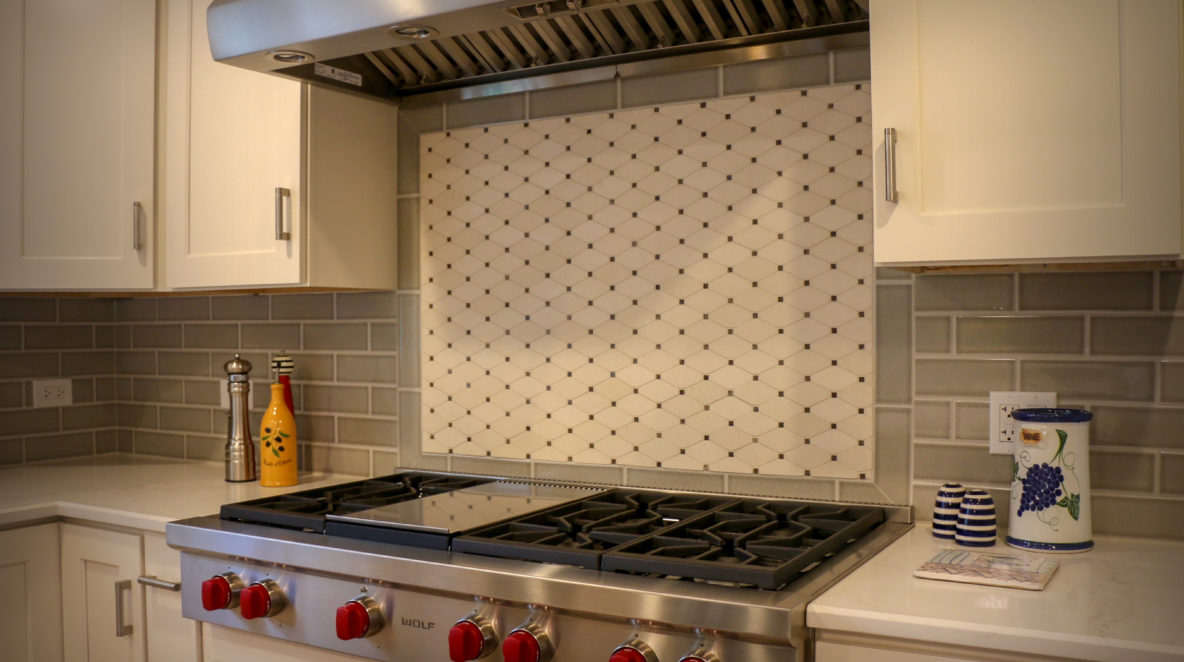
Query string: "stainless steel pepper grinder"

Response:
xmin=224 ymin=354 xmax=257 ymax=482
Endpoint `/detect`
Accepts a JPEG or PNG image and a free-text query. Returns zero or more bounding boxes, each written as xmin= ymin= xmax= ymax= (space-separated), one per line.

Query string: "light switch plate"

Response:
xmin=989 ymin=391 xmax=1057 ymax=455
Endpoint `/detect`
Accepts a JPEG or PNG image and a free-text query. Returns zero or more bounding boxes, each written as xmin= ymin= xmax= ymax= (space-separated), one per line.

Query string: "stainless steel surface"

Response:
xmin=136 ymin=575 xmax=181 ymax=591
xmin=131 ymin=201 xmax=144 ymax=251
xmin=325 ymin=481 xmax=602 ymax=534
xmin=223 ymin=354 xmax=256 ymax=483
xmin=883 ymin=127 xmax=898 ymax=203
xmin=402 ymin=30 xmax=866 ymax=104
xmin=349 ymin=595 xmax=386 ymax=638
xmin=274 ymin=187 xmax=291 ymax=241
xmin=206 ymin=0 xmax=867 ymax=98
xmin=250 ymin=577 xmax=287 ymax=617
xmin=168 ymin=513 xmax=909 ymax=644
xmin=114 ymin=579 xmax=133 ymax=637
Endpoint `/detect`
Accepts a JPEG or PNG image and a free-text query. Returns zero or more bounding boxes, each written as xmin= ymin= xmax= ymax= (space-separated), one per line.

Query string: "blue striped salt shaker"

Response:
xmin=932 ymin=482 xmax=965 ymax=540
xmin=955 ymin=489 xmax=997 ymax=547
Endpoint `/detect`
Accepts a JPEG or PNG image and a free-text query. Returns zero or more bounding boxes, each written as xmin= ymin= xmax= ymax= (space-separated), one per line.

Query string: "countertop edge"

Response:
xmin=808 ymin=604 xmax=1184 ymax=662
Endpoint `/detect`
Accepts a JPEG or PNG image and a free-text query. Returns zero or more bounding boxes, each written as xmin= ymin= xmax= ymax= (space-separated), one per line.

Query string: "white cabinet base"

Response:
xmin=0 ymin=524 xmax=63 ymax=662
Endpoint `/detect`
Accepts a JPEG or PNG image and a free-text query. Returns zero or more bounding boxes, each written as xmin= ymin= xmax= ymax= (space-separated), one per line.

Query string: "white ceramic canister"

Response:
xmin=1007 ymin=408 xmax=1093 ymax=552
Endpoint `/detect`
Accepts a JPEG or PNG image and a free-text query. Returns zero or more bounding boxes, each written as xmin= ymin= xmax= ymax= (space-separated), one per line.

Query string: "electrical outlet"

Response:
xmin=32 ymin=378 xmax=73 ymax=408
xmin=988 ymin=391 xmax=1057 ymax=455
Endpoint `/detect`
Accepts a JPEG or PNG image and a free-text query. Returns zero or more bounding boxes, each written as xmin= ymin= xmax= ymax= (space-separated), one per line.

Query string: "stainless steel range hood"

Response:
xmin=207 ymin=0 xmax=868 ymax=99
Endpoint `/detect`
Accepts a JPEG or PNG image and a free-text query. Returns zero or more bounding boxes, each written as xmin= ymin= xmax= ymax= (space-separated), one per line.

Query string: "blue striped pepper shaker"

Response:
xmin=932 ymin=482 xmax=965 ymax=540
xmin=955 ymin=489 xmax=997 ymax=547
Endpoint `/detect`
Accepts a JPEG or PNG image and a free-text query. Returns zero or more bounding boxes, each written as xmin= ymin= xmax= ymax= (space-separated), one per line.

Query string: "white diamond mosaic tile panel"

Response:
xmin=420 ymin=83 xmax=874 ymax=479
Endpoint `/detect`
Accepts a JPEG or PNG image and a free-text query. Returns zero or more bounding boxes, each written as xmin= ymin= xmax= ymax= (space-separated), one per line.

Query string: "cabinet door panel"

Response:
xmin=0 ymin=0 xmax=155 ymax=289
xmin=165 ymin=0 xmax=304 ymax=289
xmin=0 ymin=524 xmax=63 ymax=662
xmin=871 ymin=0 xmax=1182 ymax=265
xmin=61 ymin=524 xmax=143 ymax=662
xmin=142 ymin=533 xmax=200 ymax=662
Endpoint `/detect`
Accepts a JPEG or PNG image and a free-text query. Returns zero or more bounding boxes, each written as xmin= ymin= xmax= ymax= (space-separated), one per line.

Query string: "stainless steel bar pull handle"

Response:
xmin=137 ymin=575 xmax=181 ymax=591
xmin=131 ymin=201 xmax=144 ymax=251
xmin=114 ymin=579 xmax=133 ymax=637
xmin=883 ymin=128 xmax=899 ymax=203
xmin=275 ymin=187 xmax=292 ymax=241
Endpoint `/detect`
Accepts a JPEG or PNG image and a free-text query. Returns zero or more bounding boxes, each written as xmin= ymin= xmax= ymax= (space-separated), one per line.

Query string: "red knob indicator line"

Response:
xmin=448 ymin=621 xmax=486 ymax=662
xmin=240 ymin=584 xmax=272 ymax=620
xmin=502 ymin=630 xmax=541 ymax=662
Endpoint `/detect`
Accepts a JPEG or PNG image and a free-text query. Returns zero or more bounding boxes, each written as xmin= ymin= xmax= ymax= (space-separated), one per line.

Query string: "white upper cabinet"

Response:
xmin=871 ymin=0 xmax=1183 ymax=265
xmin=164 ymin=0 xmax=399 ymax=290
xmin=0 ymin=0 xmax=156 ymax=290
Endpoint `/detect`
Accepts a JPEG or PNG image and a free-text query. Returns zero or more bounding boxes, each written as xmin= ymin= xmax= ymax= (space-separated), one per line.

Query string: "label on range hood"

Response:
xmin=314 ymin=63 xmax=363 ymax=87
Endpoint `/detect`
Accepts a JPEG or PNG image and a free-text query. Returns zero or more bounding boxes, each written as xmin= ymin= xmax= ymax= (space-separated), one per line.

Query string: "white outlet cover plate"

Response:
xmin=988 ymin=391 xmax=1057 ymax=455
xmin=32 ymin=378 xmax=73 ymax=408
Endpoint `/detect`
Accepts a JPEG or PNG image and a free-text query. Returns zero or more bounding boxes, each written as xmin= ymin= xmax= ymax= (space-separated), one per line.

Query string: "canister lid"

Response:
xmin=1011 ymin=408 xmax=1092 ymax=423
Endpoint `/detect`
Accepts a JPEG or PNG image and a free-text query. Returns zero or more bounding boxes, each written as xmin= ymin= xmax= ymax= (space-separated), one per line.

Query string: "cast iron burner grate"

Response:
xmin=219 ymin=472 xmax=492 ymax=532
xmin=455 ymin=490 xmax=884 ymax=590
xmin=451 ymin=490 xmax=736 ymax=569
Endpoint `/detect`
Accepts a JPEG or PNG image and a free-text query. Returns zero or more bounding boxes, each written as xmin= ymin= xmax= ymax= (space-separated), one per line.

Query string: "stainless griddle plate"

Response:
xmin=324 ymin=481 xmax=604 ymax=534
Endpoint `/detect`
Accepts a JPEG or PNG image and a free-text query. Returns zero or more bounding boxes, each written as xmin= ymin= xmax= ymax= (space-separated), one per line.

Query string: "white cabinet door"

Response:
xmin=871 ymin=0 xmax=1182 ymax=265
xmin=141 ymin=533 xmax=200 ymax=662
xmin=163 ymin=0 xmax=399 ymax=291
xmin=164 ymin=0 xmax=304 ymax=289
xmin=0 ymin=0 xmax=155 ymax=289
xmin=61 ymin=524 xmax=143 ymax=662
xmin=0 ymin=524 xmax=63 ymax=662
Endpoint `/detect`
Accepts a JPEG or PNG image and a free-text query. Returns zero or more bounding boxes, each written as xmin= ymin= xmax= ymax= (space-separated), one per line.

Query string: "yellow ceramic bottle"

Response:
xmin=259 ymin=382 xmax=298 ymax=486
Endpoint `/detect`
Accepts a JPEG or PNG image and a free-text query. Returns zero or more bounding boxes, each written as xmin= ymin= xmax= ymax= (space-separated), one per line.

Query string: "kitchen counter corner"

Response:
xmin=0 ymin=453 xmax=359 ymax=533
xmin=807 ymin=525 xmax=1184 ymax=662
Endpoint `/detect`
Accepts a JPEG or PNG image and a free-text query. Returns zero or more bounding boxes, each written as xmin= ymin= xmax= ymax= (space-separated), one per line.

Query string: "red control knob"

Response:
xmin=240 ymin=583 xmax=273 ymax=619
xmin=201 ymin=576 xmax=232 ymax=611
xmin=449 ymin=621 xmax=486 ymax=661
xmin=336 ymin=601 xmax=371 ymax=640
xmin=679 ymin=658 xmax=706 ymax=662
xmin=610 ymin=648 xmax=647 ymax=662
xmin=502 ymin=630 xmax=541 ymax=662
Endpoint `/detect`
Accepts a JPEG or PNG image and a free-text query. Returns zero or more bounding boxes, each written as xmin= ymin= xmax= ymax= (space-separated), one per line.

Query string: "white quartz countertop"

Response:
xmin=0 ymin=454 xmax=359 ymax=533
xmin=808 ymin=524 xmax=1184 ymax=661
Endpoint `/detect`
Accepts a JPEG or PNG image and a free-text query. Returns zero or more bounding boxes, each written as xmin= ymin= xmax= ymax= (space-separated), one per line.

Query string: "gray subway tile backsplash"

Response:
xmin=915 ymin=274 xmax=1013 ymax=311
xmin=0 ymin=298 xmax=56 ymax=322
xmin=913 ymin=401 xmax=951 ymax=439
xmin=915 ymin=358 xmax=1014 ymax=396
xmin=1090 ymin=317 xmax=1184 ymax=356
xmin=303 ymin=323 xmax=368 ymax=351
xmin=0 ymin=326 xmax=20 ymax=350
xmin=914 ymin=317 xmax=950 ymax=353
xmin=59 ymin=298 xmax=114 ymax=323
xmin=24 ymin=325 xmax=96 ymax=350
xmin=1019 ymin=271 xmax=1154 ymax=311
xmin=158 ymin=297 xmax=211 ymax=321
xmin=272 ymin=294 xmax=334 ymax=320
xmin=1091 ymin=405 xmax=1184 ymax=449
xmin=25 ymin=432 xmax=95 ymax=462
xmin=1020 ymin=360 xmax=1155 ymax=401
xmin=1162 ymin=454 xmax=1184 ymax=495
xmin=1089 ymin=450 xmax=1155 ymax=492
xmin=956 ymin=316 xmax=1085 ymax=354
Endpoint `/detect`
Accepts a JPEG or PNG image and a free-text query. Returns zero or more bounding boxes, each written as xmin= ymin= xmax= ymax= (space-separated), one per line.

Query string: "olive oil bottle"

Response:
xmin=259 ymin=382 xmax=298 ymax=487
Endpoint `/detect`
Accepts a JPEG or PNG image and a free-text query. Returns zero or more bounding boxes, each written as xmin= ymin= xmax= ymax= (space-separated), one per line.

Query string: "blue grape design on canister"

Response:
xmin=1012 ymin=428 xmax=1082 ymax=524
